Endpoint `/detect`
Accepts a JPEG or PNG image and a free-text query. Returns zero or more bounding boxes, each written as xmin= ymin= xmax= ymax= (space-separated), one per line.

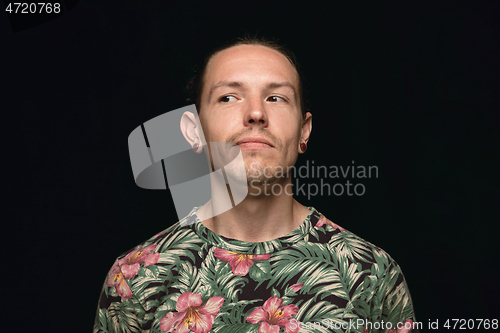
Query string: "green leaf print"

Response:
xmin=217 ymin=299 xmax=262 ymax=325
xmin=199 ymin=249 xmax=248 ymax=302
xmin=329 ymin=231 xmax=372 ymax=263
xmin=106 ymin=300 xmax=141 ymax=333
xmin=249 ymin=260 xmax=271 ymax=282
xmin=170 ymin=261 xmax=201 ymax=293
xmin=269 ymin=241 xmax=336 ymax=288
xmin=157 ymin=227 xmax=196 ymax=249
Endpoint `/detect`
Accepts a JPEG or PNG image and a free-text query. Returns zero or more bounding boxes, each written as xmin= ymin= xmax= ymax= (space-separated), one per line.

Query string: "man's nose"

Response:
xmin=243 ymin=96 xmax=268 ymax=127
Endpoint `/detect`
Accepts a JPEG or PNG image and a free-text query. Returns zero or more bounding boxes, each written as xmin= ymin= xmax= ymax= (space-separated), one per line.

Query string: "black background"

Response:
xmin=2 ymin=1 xmax=499 ymax=332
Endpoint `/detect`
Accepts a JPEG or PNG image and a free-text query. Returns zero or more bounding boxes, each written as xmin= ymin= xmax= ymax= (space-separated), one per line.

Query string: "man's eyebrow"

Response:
xmin=208 ymin=81 xmax=243 ymax=101
xmin=208 ymin=81 xmax=296 ymax=101
xmin=265 ymin=82 xmax=296 ymax=94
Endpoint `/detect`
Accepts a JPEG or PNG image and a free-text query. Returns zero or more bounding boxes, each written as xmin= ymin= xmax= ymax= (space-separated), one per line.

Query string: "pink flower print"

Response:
xmin=387 ymin=319 xmax=414 ymax=333
xmin=315 ymin=215 xmax=345 ymax=231
xmin=106 ymin=260 xmax=133 ymax=300
xmin=289 ymin=283 xmax=304 ymax=293
xmin=246 ymin=296 xmax=299 ymax=333
xmin=160 ymin=292 xmax=224 ymax=333
xmin=119 ymin=244 xmax=160 ymax=278
xmin=214 ymin=248 xmax=270 ymax=276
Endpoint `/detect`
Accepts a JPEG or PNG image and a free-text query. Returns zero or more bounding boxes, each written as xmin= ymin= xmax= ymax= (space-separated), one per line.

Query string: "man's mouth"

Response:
xmin=235 ymin=136 xmax=274 ymax=149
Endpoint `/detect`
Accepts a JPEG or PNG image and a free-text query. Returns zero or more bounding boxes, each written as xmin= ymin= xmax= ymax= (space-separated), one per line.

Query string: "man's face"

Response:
xmin=199 ymin=44 xmax=309 ymax=185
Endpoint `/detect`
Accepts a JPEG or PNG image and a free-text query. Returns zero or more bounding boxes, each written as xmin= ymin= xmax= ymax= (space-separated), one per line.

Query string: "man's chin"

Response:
xmin=247 ymin=175 xmax=279 ymax=187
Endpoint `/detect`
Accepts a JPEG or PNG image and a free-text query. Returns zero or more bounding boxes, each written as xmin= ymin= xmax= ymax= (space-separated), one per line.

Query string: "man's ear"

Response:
xmin=180 ymin=111 xmax=203 ymax=153
xmin=299 ymin=112 xmax=312 ymax=153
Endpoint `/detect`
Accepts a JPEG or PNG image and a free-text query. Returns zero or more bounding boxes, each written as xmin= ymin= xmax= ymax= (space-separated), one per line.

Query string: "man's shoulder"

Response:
xmin=312 ymin=211 xmax=399 ymax=270
xmin=98 ymin=213 xmax=202 ymax=312
xmin=116 ymin=211 xmax=200 ymax=261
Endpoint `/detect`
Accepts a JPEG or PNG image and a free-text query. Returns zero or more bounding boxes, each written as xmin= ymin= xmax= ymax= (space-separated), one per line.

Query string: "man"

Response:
xmin=94 ymin=37 xmax=419 ymax=333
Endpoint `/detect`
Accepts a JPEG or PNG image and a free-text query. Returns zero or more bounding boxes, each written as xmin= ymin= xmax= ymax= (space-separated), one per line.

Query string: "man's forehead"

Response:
xmin=204 ymin=45 xmax=299 ymax=86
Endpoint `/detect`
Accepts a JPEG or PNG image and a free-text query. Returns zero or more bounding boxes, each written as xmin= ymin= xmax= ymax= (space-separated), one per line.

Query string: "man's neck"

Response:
xmin=197 ymin=178 xmax=310 ymax=242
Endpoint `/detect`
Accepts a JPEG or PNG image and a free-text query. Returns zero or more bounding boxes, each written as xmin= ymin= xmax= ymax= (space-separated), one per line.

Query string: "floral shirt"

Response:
xmin=93 ymin=207 xmax=418 ymax=333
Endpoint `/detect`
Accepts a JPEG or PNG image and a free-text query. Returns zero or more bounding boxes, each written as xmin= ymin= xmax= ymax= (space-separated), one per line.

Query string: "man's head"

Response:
xmin=181 ymin=37 xmax=312 ymax=187
xmin=187 ymin=36 xmax=309 ymax=118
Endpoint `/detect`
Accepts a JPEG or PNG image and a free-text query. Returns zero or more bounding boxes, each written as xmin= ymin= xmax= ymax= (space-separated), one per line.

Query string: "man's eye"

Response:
xmin=219 ymin=95 xmax=237 ymax=103
xmin=267 ymin=96 xmax=285 ymax=102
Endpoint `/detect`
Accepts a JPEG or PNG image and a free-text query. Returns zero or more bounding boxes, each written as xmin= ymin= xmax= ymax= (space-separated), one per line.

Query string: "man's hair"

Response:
xmin=185 ymin=36 xmax=309 ymax=118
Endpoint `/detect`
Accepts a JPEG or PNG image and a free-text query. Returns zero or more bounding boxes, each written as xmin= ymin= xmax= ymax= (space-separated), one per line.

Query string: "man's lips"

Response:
xmin=235 ymin=137 xmax=274 ymax=149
